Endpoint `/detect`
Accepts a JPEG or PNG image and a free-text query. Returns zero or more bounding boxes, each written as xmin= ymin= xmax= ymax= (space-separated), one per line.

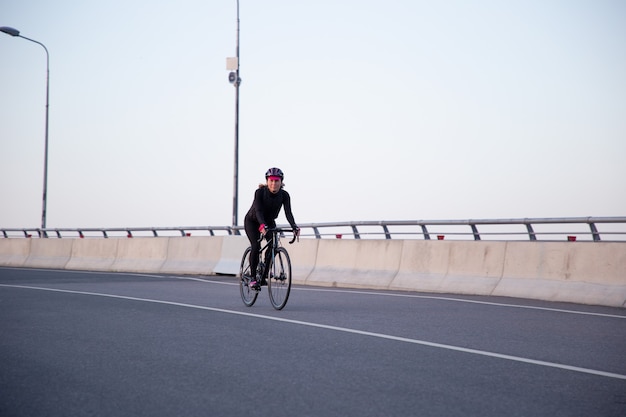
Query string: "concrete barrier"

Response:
xmin=305 ymin=240 xmax=357 ymax=288
xmin=306 ymin=240 xmax=403 ymax=289
xmin=287 ymin=238 xmax=319 ymax=284
xmin=65 ymin=238 xmax=118 ymax=271
xmin=389 ymin=240 xmax=450 ymax=292
xmin=494 ymin=242 xmax=626 ymax=307
xmin=160 ymin=237 xmax=222 ymax=275
xmin=24 ymin=238 xmax=73 ymax=269
xmin=390 ymin=240 xmax=504 ymax=295
xmin=0 ymin=238 xmax=31 ymax=267
xmin=440 ymin=241 xmax=506 ymax=295
xmin=110 ymin=238 xmax=168 ymax=273
xmin=390 ymin=240 xmax=626 ymax=307
xmin=213 ymin=235 xmax=249 ymax=275
xmin=1 ymin=236 xmax=624 ymax=307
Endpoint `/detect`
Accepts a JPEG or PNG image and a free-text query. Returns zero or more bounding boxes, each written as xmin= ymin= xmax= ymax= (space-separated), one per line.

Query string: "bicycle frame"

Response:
xmin=256 ymin=228 xmax=290 ymax=272
xmin=239 ymin=227 xmax=295 ymax=310
xmin=257 ymin=231 xmax=278 ymax=263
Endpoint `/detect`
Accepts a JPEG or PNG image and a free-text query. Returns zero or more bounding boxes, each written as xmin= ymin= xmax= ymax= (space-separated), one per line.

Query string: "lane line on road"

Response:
xmin=2 ymin=283 xmax=626 ymax=381
xmin=168 ymin=275 xmax=626 ymax=320
xmin=294 ymin=287 xmax=626 ymax=319
xmin=3 ymin=268 xmax=623 ymax=319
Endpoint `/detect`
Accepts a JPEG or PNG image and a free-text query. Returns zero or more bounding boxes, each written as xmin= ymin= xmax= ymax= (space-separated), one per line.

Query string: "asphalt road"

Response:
xmin=1 ymin=267 xmax=625 ymax=417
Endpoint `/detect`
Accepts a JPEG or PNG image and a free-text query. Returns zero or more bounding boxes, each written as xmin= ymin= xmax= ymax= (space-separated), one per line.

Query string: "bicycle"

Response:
xmin=239 ymin=227 xmax=298 ymax=310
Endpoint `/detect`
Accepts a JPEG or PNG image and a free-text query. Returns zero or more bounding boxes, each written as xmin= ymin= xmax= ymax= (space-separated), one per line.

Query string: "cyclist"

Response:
xmin=244 ymin=167 xmax=299 ymax=289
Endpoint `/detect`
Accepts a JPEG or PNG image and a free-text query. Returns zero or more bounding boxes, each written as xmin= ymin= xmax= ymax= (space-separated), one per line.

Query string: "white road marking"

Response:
xmin=2 ymin=283 xmax=625 ymax=381
xmin=294 ymin=287 xmax=626 ymax=319
xmin=168 ymin=275 xmax=626 ymax=320
xmin=3 ymin=267 xmax=624 ymax=319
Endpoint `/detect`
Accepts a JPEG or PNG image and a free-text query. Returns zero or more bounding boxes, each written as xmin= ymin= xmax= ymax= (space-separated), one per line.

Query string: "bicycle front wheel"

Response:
xmin=239 ymin=247 xmax=259 ymax=307
xmin=267 ymin=247 xmax=292 ymax=310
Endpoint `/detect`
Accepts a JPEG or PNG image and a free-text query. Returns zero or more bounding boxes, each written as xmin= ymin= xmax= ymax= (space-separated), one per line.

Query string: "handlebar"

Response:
xmin=260 ymin=227 xmax=299 ymax=244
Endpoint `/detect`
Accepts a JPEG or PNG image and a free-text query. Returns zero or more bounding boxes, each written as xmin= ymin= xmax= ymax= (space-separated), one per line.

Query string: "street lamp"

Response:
xmin=1 ymin=26 xmax=50 ymax=234
xmin=226 ymin=1 xmax=241 ymax=228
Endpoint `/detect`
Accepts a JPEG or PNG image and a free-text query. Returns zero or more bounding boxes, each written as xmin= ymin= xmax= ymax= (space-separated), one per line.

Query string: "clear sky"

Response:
xmin=1 ymin=0 xmax=625 ymax=229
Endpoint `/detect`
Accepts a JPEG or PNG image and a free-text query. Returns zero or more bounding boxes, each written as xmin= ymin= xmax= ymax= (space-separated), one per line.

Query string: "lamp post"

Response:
xmin=226 ymin=1 xmax=241 ymax=228
xmin=1 ymin=26 xmax=50 ymax=233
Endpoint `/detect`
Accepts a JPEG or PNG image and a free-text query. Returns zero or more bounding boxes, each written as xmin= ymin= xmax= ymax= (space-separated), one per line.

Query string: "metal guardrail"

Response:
xmin=1 ymin=217 xmax=625 ymax=241
xmin=301 ymin=217 xmax=626 ymax=241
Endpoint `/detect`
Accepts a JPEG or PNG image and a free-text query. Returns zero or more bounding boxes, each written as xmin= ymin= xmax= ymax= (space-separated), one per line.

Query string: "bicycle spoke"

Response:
xmin=268 ymin=247 xmax=292 ymax=310
xmin=239 ymin=247 xmax=258 ymax=307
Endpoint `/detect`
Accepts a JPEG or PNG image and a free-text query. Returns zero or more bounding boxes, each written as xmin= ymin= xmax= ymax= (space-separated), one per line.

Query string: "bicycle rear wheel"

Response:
xmin=267 ymin=247 xmax=292 ymax=310
xmin=239 ymin=247 xmax=259 ymax=307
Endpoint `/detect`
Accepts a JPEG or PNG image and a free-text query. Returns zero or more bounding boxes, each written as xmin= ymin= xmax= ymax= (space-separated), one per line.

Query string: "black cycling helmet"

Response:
xmin=265 ymin=167 xmax=284 ymax=180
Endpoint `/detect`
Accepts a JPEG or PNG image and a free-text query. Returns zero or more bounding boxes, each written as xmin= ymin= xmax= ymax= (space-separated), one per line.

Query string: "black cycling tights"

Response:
xmin=244 ymin=218 xmax=272 ymax=278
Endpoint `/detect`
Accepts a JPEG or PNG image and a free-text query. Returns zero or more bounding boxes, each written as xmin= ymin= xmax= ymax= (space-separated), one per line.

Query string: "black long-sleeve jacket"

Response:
xmin=245 ymin=186 xmax=297 ymax=229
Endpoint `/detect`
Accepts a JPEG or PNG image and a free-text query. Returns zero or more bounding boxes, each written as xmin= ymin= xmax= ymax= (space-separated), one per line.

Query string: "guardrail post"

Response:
xmin=421 ymin=225 xmax=430 ymax=240
xmin=525 ymin=223 xmax=537 ymax=241
xmin=470 ymin=224 xmax=481 ymax=240
xmin=351 ymin=225 xmax=360 ymax=239
xmin=312 ymin=227 xmax=321 ymax=239
xmin=589 ymin=222 xmax=601 ymax=241
xmin=382 ymin=225 xmax=391 ymax=239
